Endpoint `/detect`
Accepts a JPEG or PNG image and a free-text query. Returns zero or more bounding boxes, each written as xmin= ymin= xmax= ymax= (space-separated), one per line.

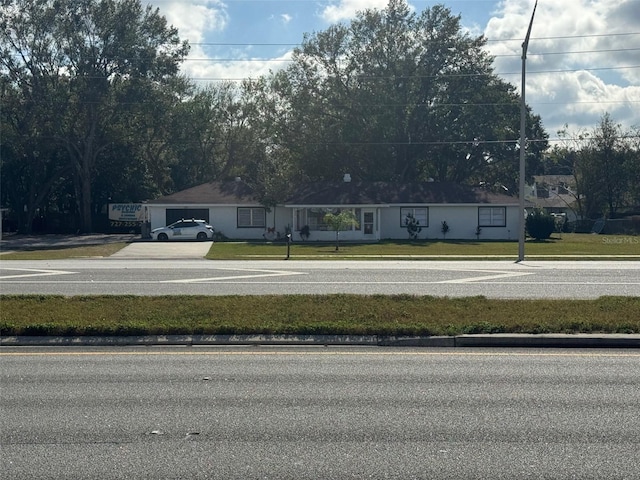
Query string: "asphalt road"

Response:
xmin=1 ymin=346 xmax=639 ymax=479
xmin=1 ymin=259 xmax=639 ymax=298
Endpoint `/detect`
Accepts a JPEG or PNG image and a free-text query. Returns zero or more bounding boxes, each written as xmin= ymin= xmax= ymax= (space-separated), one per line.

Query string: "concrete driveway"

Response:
xmin=0 ymin=234 xmax=212 ymax=259
xmin=109 ymin=240 xmax=213 ymax=259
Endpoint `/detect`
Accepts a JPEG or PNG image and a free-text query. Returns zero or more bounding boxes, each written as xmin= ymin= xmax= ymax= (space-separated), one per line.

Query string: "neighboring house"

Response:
xmin=145 ymin=176 xmax=525 ymax=241
xmin=525 ymin=175 xmax=580 ymax=223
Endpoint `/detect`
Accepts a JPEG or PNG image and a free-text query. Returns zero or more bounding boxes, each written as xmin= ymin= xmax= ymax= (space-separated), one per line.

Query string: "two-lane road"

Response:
xmin=1 ymin=259 xmax=639 ymax=298
xmin=2 ymin=346 xmax=639 ymax=479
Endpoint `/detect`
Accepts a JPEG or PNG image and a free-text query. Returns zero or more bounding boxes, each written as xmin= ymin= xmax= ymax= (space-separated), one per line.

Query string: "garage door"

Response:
xmin=166 ymin=209 xmax=210 ymax=225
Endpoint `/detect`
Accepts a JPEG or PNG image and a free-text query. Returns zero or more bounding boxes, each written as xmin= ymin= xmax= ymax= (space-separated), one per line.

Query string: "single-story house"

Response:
xmin=144 ymin=176 xmax=526 ymax=241
xmin=525 ymin=175 xmax=580 ymax=223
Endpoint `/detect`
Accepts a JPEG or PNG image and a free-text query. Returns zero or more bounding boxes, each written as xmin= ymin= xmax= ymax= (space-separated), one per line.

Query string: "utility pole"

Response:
xmin=518 ymin=0 xmax=538 ymax=262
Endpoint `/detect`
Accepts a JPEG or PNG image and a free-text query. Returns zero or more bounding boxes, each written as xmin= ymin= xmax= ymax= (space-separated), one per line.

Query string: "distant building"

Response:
xmin=525 ymin=175 xmax=580 ymax=223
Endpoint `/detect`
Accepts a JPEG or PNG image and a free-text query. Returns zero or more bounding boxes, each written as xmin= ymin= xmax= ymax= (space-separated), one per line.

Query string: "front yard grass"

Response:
xmin=206 ymin=234 xmax=640 ymax=259
xmin=0 ymin=243 xmax=129 ymax=260
xmin=2 ymin=235 xmax=637 ymax=338
xmin=0 ymin=234 xmax=637 ymax=260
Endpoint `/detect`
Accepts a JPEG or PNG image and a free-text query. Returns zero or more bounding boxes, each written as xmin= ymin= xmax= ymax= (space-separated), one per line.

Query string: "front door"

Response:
xmin=363 ymin=209 xmax=375 ymax=237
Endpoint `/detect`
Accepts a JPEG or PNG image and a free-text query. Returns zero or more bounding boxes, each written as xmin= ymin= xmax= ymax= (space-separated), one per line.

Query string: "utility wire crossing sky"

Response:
xmin=150 ymin=0 xmax=639 ymax=139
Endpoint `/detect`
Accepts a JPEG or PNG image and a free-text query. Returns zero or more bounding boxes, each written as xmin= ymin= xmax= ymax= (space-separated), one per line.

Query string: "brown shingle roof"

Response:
xmin=285 ymin=181 xmax=519 ymax=206
xmin=145 ymin=180 xmax=521 ymax=206
xmin=146 ymin=181 xmax=260 ymax=205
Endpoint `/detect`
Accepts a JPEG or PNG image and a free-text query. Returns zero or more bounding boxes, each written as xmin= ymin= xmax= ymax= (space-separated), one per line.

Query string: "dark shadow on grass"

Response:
xmin=526 ymin=236 xmax=562 ymax=244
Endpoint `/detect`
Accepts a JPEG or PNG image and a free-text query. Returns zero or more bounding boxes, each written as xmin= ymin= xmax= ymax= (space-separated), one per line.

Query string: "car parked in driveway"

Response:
xmin=150 ymin=219 xmax=214 ymax=241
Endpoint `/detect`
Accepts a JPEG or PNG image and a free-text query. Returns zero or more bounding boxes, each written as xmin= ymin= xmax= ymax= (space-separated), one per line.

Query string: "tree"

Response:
xmin=240 ymin=78 xmax=299 ymax=210
xmin=116 ymin=76 xmax=194 ymax=201
xmin=1 ymin=0 xmax=189 ymax=232
xmin=323 ymin=210 xmax=360 ymax=251
xmin=622 ymin=125 xmax=640 ymax=209
xmin=440 ymin=220 xmax=449 ymax=239
xmin=262 ymin=0 xmax=547 ymax=188
xmin=0 ymin=5 xmax=75 ymax=232
xmin=526 ymin=209 xmax=555 ymax=240
xmin=573 ymin=114 xmax=628 ymax=218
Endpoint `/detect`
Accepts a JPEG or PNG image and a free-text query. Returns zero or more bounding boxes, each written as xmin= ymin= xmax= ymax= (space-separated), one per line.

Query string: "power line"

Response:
xmin=495 ymin=47 xmax=640 ymax=58
xmin=14 ymin=97 xmax=639 ymax=108
xmin=182 ymin=47 xmax=640 ymax=61
xmin=184 ymin=64 xmax=640 ymax=81
xmin=485 ymin=32 xmax=640 ymax=42
xmin=6 ymin=64 xmax=637 ymax=82
xmin=95 ymin=135 xmax=640 ymax=148
xmin=188 ymin=32 xmax=640 ymax=47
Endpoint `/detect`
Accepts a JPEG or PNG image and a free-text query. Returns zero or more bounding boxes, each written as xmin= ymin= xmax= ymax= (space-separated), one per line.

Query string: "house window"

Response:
xmin=298 ymin=208 xmax=361 ymax=231
xmin=478 ymin=207 xmax=506 ymax=227
xmin=400 ymin=208 xmax=428 ymax=228
xmin=237 ymin=207 xmax=266 ymax=228
xmin=307 ymin=209 xmax=330 ymax=231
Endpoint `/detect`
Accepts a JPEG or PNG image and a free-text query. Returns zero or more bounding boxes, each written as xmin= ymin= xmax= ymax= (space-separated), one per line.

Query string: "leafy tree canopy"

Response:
xmin=1 ymin=0 xmax=189 ymax=232
xmin=262 ymin=0 xmax=548 ymax=192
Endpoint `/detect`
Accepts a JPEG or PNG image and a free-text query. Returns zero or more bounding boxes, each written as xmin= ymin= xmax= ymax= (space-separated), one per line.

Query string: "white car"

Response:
xmin=151 ymin=219 xmax=214 ymax=241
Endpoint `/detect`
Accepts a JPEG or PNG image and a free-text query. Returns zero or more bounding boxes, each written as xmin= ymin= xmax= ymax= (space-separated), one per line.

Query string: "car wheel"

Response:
xmin=157 ymin=233 xmax=169 ymax=241
xmin=197 ymin=232 xmax=208 ymax=241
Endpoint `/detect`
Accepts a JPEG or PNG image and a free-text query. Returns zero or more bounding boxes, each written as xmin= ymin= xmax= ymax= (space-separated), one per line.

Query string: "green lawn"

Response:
xmin=0 ymin=242 xmax=128 ymax=260
xmin=2 ymin=295 xmax=639 ymax=337
xmin=1 ymin=234 xmax=638 ymax=337
xmin=207 ymin=234 xmax=640 ymax=260
xmin=0 ymin=233 xmax=638 ymax=260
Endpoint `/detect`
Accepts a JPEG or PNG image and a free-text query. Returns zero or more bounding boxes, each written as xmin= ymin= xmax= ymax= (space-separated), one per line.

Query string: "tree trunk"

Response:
xmin=80 ymin=167 xmax=93 ymax=233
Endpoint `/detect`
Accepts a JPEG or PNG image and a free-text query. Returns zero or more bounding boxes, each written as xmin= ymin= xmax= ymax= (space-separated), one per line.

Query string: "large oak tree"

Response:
xmin=1 ymin=0 xmax=189 ymax=232
xmin=261 ymin=0 xmax=548 ymax=191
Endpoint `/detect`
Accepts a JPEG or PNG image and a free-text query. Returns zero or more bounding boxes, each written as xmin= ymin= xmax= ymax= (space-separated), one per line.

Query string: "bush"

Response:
xmin=526 ymin=210 xmax=555 ymax=240
xmin=404 ymin=213 xmax=422 ymax=239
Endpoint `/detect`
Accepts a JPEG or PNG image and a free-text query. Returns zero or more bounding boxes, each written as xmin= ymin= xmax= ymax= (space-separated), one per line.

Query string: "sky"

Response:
xmin=148 ymin=0 xmax=640 ymax=143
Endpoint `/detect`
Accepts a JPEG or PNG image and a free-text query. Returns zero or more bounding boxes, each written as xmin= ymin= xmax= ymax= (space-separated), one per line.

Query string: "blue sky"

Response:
xmin=149 ymin=0 xmax=640 ymax=141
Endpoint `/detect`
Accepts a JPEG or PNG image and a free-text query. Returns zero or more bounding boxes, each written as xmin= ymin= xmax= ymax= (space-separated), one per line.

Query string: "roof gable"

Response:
xmin=146 ymin=181 xmax=260 ymax=205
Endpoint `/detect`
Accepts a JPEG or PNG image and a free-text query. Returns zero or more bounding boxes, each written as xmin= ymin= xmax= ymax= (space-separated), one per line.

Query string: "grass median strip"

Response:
xmin=1 ymin=295 xmax=638 ymax=337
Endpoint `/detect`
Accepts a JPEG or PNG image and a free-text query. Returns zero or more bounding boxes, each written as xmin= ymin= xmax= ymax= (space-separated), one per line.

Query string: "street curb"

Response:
xmin=1 ymin=334 xmax=639 ymax=348
xmin=453 ymin=333 xmax=640 ymax=348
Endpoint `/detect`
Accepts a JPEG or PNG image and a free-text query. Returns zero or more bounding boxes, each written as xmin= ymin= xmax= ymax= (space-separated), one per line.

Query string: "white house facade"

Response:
xmin=284 ymin=179 xmax=522 ymax=241
xmin=145 ymin=178 xmax=524 ymax=241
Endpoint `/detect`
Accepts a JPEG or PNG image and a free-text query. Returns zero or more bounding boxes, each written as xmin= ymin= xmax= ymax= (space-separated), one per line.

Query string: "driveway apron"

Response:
xmin=109 ymin=241 xmax=213 ymax=259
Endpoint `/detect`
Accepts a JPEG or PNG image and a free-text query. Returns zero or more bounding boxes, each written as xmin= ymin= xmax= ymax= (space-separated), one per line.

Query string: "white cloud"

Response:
xmin=268 ymin=13 xmax=292 ymax=25
xmin=485 ymin=0 xmax=640 ymax=135
xmin=320 ymin=0 xmax=392 ymax=23
xmin=147 ymin=0 xmax=638 ymax=135
xmin=184 ymin=51 xmax=294 ymax=85
xmin=529 ymin=71 xmax=640 ymax=135
xmin=149 ymin=0 xmax=231 ymax=82
xmin=150 ymin=0 xmax=228 ymax=43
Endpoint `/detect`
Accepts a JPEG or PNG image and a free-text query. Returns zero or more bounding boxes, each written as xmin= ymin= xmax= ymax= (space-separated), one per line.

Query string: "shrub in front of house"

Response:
xmin=526 ymin=210 xmax=555 ymax=240
xmin=404 ymin=213 xmax=422 ymax=240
